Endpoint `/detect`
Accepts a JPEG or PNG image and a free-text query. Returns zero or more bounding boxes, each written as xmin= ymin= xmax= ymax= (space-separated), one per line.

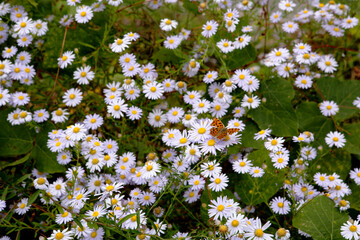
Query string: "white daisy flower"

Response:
xmin=202 ymin=20 xmax=218 ymax=38
xmin=63 ymin=88 xmax=83 ymax=107
xmin=75 ymin=5 xmax=93 ymax=24
xmin=325 ymin=131 xmax=346 ymax=148
xmin=58 ymin=51 xmax=75 ymax=69
xmin=160 ymin=18 xmax=178 ymax=31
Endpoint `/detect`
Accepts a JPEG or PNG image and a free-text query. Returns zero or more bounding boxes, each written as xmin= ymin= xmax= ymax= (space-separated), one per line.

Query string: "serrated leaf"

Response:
xmin=249 ymin=78 xmax=298 ymax=137
xmin=343 ymin=123 xmax=360 ymax=155
xmin=316 ymin=78 xmax=360 ymax=121
xmin=296 ymin=101 xmax=335 ymax=151
xmin=293 ymin=195 xmax=348 ymax=240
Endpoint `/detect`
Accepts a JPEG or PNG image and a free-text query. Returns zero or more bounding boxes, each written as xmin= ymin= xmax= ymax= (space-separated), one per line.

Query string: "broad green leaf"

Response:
xmin=293 ymin=195 xmax=348 ymax=240
xmin=316 ymin=77 xmax=360 ymax=121
xmin=234 ymin=149 xmax=286 ymax=206
xmin=249 ymin=78 xmax=298 ymax=137
xmin=343 ymin=123 xmax=360 ymax=155
xmin=241 ymin=120 xmax=263 ymax=149
xmin=308 ymin=149 xmax=351 ymax=180
xmin=346 ymin=183 xmax=360 ymax=211
xmin=0 ymin=153 xmax=31 ymax=170
xmin=296 ymin=101 xmax=335 ymax=151
xmin=224 ymin=44 xmax=256 ymax=70
xmin=32 ymin=122 xmax=66 ymax=173
xmin=183 ymin=0 xmax=199 ymax=15
xmin=152 ymin=48 xmax=187 ymax=65
xmin=0 ymin=110 xmax=35 ymax=157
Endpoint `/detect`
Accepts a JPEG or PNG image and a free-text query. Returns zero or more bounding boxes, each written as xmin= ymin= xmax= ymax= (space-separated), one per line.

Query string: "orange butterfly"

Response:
xmin=210 ymin=118 xmax=240 ymax=140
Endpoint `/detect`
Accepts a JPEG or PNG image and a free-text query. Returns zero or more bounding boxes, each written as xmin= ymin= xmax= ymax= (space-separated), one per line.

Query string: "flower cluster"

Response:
xmin=1 ymin=0 xmax=360 ymax=239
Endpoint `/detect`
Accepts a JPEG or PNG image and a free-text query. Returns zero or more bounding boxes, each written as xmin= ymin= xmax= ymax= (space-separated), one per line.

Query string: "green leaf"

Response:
xmin=183 ymin=0 xmax=199 ymax=15
xmin=234 ymin=149 xmax=286 ymax=206
xmin=74 ymin=218 xmax=84 ymax=230
xmin=343 ymin=123 xmax=360 ymax=155
xmin=15 ymin=174 xmax=31 ymax=185
xmin=118 ymin=213 xmax=136 ymax=226
xmin=227 ymin=144 xmax=241 ymax=155
xmin=296 ymin=101 xmax=335 ymax=151
xmin=28 ymin=190 xmax=41 ymax=206
xmin=224 ymin=44 xmax=256 ymax=70
xmin=152 ymin=48 xmax=187 ymax=65
xmin=316 ymin=77 xmax=360 ymax=121
xmin=249 ymin=78 xmax=298 ymax=137
xmin=26 ymin=0 xmax=38 ymax=7
xmin=293 ymin=195 xmax=348 ymax=240
xmin=32 ymin=122 xmax=66 ymax=173
xmin=1 ymin=186 xmax=8 ymax=200
xmin=308 ymin=149 xmax=351 ymax=180
xmin=0 ymin=152 xmax=31 ymax=170
xmin=241 ymin=120 xmax=264 ymax=149
xmin=346 ymin=183 xmax=360 ymax=211
xmin=0 ymin=110 xmax=35 ymax=157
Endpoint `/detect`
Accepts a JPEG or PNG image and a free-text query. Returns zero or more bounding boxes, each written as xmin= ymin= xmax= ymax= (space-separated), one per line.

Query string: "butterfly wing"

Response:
xmin=210 ymin=126 xmax=219 ymax=137
xmin=216 ymin=128 xmax=228 ymax=140
xmin=211 ymin=118 xmax=224 ymax=128
xmin=227 ymin=128 xmax=240 ymax=135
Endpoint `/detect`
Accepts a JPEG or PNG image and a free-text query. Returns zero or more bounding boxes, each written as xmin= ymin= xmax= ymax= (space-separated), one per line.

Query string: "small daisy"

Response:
xmin=63 ymin=88 xmax=83 ymax=107
xmin=340 ymin=220 xmax=360 ymax=240
xmin=241 ymin=94 xmax=261 ymax=109
xmin=52 ymin=108 xmax=69 ymax=123
xmin=84 ymin=113 xmax=103 ymax=130
xmin=319 ymin=100 xmax=339 ymax=117
xmin=325 ymin=131 xmax=346 ymax=148
xmin=270 ymin=197 xmax=291 ymax=215
xmin=164 ymin=35 xmax=182 ymax=49
xmin=202 ymin=20 xmax=218 ymax=38
xmin=143 ymin=81 xmax=164 ymax=100
xmin=111 ymin=38 xmax=130 ymax=53
xmin=75 ymin=5 xmax=93 ymax=24
xmin=249 ymin=166 xmax=265 ymax=178
xmin=58 ymin=51 xmax=75 ymax=69
xmin=48 ymin=228 xmax=74 ymax=240
xmin=208 ymin=173 xmax=229 ymax=192
xmin=317 ymin=55 xmax=338 ymax=73
xmin=74 ymin=65 xmax=95 ymax=85
xmin=107 ymin=98 xmax=128 ymax=119
xmin=160 ymin=18 xmax=178 ymax=31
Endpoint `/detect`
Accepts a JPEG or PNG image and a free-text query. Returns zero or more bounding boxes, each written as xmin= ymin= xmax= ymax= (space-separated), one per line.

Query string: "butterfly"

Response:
xmin=210 ymin=118 xmax=240 ymax=140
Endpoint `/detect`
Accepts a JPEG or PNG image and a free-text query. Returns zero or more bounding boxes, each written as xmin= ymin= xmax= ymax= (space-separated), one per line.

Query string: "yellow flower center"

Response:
xmin=255 ymin=229 xmax=264 ymax=237
xmin=217 ymin=205 xmax=224 ymax=211
xmin=208 ymin=139 xmax=215 ymax=146
xmin=55 ymin=232 xmax=64 ymax=240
